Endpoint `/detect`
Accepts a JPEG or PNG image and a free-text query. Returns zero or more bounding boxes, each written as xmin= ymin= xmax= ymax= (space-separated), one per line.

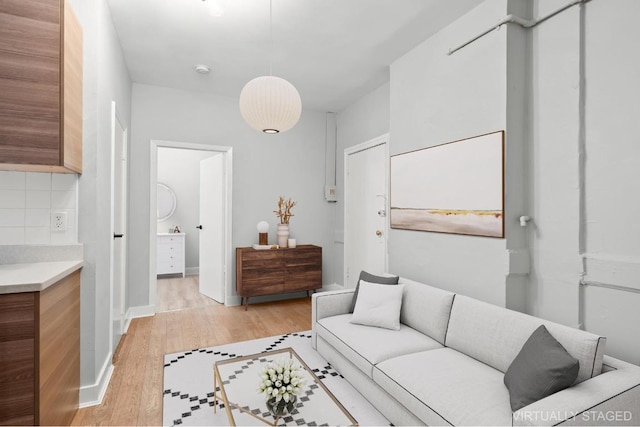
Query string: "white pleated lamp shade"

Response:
xmin=239 ymin=75 xmax=302 ymax=134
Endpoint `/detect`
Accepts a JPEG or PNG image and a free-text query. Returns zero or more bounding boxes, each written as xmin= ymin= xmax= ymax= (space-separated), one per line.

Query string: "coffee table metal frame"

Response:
xmin=213 ymin=347 xmax=358 ymax=426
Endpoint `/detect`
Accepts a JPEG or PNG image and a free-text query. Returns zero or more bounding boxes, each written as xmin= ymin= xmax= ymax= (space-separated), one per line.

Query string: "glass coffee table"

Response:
xmin=213 ymin=347 xmax=358 ymax=426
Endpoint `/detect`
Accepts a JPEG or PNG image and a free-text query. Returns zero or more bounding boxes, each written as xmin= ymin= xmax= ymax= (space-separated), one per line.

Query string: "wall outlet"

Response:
xmin=52 ymin=212 xmax=67 ymax=231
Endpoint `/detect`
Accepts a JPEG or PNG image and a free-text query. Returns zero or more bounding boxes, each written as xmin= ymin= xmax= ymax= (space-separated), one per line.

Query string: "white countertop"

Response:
xmin=0 ymin=260 xmax=84 ymax=294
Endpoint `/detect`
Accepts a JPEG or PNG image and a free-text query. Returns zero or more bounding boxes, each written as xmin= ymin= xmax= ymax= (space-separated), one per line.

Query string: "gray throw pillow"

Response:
xmin=349 ymin=271 xmax=399 ymax=313
xmin=504 ymin=325 xmax=580 ymax=412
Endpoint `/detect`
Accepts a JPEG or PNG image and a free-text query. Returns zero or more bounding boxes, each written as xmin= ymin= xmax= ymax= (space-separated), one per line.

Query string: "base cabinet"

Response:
xmin=0 ymin=270 xmax=80 ymax=426
xmin=236 ymin=245 xmax=322 ymax=309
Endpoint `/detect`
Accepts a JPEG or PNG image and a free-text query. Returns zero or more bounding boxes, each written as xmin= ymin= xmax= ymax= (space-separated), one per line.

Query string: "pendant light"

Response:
xmin=239 ymin=0 xmax=301 ymax=134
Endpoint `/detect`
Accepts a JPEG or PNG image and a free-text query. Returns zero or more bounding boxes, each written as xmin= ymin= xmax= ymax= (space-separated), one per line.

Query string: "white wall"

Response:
xmin=334 ymin=82 xmax=390 ymax=286
xmin=157 ymin=147 xmax=217 ymax=271
xmin=69 ymin=0 xmax=133 ymax=401
xmin=129 ymin=83 xmax=335 ymax=308
xmin=0 ymin=172 xmax=78 ymax=245
xmin=333 ymin=0 xmax=640 ymax=364
xmin=388 ymin=0 xmax=526 ymax=308
xmin=527 ymin=0 xmax=640 ymax=364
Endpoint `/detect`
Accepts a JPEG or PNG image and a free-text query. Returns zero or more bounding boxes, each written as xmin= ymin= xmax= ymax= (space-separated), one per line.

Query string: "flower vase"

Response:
xmin=266 ymin=395 xmax=297 ymax=417
xmin=277 ymin=224 xmax=289 ymax=248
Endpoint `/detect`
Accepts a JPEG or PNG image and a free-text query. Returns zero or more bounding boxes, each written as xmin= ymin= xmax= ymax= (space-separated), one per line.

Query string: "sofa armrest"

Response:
xmin=513 ymin=357 xmax=640 ymax=426
xmin=311 ymin=289 xmax=355 ymax=349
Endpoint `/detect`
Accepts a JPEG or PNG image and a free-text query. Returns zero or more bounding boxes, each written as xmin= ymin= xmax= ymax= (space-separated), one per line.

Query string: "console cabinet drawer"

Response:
xmin=236 ymin=245 xmax=322 ymax=309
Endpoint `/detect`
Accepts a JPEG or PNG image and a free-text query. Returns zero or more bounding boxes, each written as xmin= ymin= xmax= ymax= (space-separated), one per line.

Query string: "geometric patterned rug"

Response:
xmin=162 ymin=331 xmax=390 ymax=426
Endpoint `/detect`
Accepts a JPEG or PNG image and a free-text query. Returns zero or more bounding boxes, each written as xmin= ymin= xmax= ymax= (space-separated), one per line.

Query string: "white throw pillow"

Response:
xmin=349 ymin=280 xmax=405 ymax=330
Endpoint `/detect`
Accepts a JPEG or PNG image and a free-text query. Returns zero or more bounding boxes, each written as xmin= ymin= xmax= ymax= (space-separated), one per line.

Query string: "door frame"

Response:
xmin=149 ymin=140 xmax=233 ymax=311
xmin=109 ymin=101 xmax=128 ymax=357
xmin=343 ymin=133 xmax=390 ymax=287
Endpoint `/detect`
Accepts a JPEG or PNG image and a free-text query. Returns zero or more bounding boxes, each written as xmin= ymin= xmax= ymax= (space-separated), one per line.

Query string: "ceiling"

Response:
xmin=106 ymin=0 xmax=482 ymax=112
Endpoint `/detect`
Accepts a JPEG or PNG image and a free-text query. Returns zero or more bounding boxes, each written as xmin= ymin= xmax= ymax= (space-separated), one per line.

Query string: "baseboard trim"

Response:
xmin=186 ymin=267 xmax=199 ymax=276
xmin=79 ymin=353 xmax=114 ymax=408
xmin=124 ymin=304 xmax=156 ymax=333
xmin=225 ymin=295 xmax=242 ymax=307
xmin=321 ymin=283 xmax=342 ymax=292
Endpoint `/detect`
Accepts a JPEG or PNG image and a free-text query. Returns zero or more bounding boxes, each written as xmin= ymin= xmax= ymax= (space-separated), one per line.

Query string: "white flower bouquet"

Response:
xmin=258 ymin=358 xmax=306 ymax=415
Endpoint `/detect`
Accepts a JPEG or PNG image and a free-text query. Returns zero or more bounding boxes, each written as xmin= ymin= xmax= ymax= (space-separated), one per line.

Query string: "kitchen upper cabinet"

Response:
xmin=0 ymin=0 xmax=83 ymax=173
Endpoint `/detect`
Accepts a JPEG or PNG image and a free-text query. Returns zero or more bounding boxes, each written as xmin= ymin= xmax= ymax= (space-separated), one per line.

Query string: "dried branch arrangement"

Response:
xmin=274 ymin=196 xmax=296 ymax=224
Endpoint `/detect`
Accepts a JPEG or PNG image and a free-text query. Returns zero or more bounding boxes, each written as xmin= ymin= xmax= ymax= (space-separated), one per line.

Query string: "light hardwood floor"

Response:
xmin=156 ymin=275 xmax=220 ymax=312
xmin=72 ymin=297 xmax=312 ymax=426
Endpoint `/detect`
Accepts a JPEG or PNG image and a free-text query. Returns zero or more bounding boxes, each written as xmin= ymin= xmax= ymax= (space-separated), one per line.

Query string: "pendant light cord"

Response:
xmin=269 ymin=0 xmax=273 ymax=76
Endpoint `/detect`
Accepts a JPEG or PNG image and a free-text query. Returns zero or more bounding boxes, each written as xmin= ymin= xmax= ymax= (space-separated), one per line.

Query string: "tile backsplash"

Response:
xmin=0 ymin=171 xmax=78 ymax=245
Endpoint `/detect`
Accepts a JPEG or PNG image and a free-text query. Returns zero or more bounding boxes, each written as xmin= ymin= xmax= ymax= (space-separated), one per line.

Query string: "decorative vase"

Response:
xmin=277 ymin=223 xmax=289 ymax=248
xmin=266 ymin=395 xmax=297 ymax=417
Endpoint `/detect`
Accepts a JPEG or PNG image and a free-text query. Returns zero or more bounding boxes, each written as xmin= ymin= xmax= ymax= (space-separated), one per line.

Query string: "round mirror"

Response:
xmin=157 ymin=183 xmax=177 ymax=222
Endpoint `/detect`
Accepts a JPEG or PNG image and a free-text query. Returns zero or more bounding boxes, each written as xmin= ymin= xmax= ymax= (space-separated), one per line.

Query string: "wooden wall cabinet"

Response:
xmin=0 ymin=270 xmax=80 ymax=426
xmin=236 ymin=245 xmax=322 ymax=309
xmin=0 ymin=0 xmax=83 ymax=173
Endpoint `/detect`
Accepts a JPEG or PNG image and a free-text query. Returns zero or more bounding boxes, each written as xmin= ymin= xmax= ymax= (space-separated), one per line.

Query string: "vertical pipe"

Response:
xmin=324 ymin=112 xmax=337 ymax=198
xmin=577 ymin=2 xmax=587 ymax=330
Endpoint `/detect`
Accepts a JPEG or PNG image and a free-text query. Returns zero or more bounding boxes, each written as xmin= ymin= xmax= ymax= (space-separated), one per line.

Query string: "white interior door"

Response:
xmin=198 ymin=154 xmax=225 ymax=303
xmin=345 ymin=141 xmax=387 ymax=288
xmin=111 ymin=107 xmax=128 ymax=354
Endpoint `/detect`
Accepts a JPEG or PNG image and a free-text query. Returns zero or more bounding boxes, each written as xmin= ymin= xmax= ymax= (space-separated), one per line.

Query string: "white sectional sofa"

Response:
xmin=311 ymin=278 xmax=640 ymax=426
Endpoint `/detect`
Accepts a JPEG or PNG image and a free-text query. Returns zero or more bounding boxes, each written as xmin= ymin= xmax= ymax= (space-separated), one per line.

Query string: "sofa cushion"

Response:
xmin=349 ymin=271 xmax=399 ymax=313
xmin=374 ymin=348 xmax=512 ymax=426
xmin=504 ymin=325 xmax=580 ymax=411
xmin=397 ymin=278 xmax=455 ymax=345
xmin=316 ymin=314 xmax=443 ymax=378
xmin=446 ymin=295 xmax=606 ymax=384
xmin=350 ymin=282 xmax=404 ymax=330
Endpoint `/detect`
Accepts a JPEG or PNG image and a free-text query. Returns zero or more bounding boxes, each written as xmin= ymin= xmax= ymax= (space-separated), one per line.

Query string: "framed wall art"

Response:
xmin=390 ymin=130 xmax=504 ymax=238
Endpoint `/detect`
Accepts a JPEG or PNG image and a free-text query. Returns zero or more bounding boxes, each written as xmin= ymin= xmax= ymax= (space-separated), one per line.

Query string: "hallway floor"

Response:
xmin=156 ymin=275 xmax=220 ymax=312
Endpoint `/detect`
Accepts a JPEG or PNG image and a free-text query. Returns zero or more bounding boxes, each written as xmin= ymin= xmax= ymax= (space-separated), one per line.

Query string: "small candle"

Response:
xmin=288 ymin=238 xmax=297 ymax=248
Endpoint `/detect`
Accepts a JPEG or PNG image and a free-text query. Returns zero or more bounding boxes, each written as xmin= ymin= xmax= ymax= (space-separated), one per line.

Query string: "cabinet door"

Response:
xmin=285 ymin=247 xmax=322 ymax=292
xmin=38 ymin=270 xmax=80 ymax=426
xmin=0 ymin=0 xmax=61 ymax=166
xmin=0 ymin=292 xmax=36 ymax=426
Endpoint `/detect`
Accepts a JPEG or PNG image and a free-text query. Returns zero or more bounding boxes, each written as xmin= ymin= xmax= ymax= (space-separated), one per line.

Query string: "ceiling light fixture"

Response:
xmin=201 ymin=0 xmax=224 ymax=17
xmin=194 ymin=64 xmax=210 ymax=74
xmin=239 ymin=0 xmax=301 ymax=134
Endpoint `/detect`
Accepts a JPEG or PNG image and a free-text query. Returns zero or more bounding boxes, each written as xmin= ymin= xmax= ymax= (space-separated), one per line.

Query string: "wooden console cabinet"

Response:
xmin=0 ymin=0 xmax=83 ymax=173
xmin=236 ymin=245 xmax=322 ymax=309
xmin=0 ymin=270 xmax=80 ymax=425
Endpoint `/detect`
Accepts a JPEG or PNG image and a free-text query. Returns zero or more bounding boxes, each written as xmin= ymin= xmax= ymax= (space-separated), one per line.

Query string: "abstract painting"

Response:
xmin=390 ymin=131 xmax=504 ymax=238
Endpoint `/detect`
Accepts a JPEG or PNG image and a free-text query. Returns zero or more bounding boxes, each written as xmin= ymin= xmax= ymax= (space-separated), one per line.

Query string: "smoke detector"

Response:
xmin=194 ymin=64 xmax=210 ymax=74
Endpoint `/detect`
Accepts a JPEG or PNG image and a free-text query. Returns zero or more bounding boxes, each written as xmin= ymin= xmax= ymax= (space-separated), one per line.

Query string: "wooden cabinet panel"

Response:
xmin=0 ymin=0 xmax=59 ymax=25
xmin=240 ymin=280 xmax=285 ymax=297
xmin=0 ymin=270 xmax=80 ymax=426
xmin=62 ymin=0 xmax=82 ymax=172
xmin=0 ymin=293 xmax=36 ymax=426
xmin=0 ymin=50 xmax=59 ymax=83
xmin=236 ymin=245 xmax=322 ymax=309
xmin=241 ymin=268 xmax=284 ymax=283
xmin=0 ymin=0 xmax=83 ymax=173
xmin=38 ymin=269 xmax=80 ymax=426
xmin=0 ymin=9 xmax=60 ymax=59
